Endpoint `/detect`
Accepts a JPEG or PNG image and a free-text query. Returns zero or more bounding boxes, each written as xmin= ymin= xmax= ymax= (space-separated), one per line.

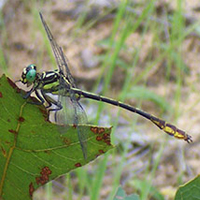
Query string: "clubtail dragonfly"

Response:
xmin=18 ymin=13 xmax=192 ymax=159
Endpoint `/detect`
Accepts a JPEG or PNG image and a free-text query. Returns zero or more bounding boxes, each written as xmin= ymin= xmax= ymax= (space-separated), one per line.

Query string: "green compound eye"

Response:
xmin=26 ymin=68 xmax=36 ymax=82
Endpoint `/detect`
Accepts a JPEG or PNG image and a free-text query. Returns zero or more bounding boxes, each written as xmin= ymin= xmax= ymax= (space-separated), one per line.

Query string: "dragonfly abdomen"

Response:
xmin=72 ymin=88 xmax=192 ymax=143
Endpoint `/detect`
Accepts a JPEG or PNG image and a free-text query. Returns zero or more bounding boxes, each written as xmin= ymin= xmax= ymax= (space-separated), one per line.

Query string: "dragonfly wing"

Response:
xmin=69 ymin=92 xmax=88 ymax=159
xmin=55 ymin=96 xmax=75 ymax=125
xmin=40 ymin=13 xmax=88 ymax=158
xmin=39 ymin=12 xmax=76 ymax=88
xmin=55 ymin=92 xmax=88 ymax=159
xmin=55 ymin=93 xmax=88 ymax=125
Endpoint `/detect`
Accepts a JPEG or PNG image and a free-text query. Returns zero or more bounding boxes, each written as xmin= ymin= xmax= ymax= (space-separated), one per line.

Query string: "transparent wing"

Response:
xmin=40 ymin=12 xmax=88 ymax=158
xmin=55 ymin=93 xmax=88 ymax=159
xmin=70 ymin=95 xmax=88 ymax=159
xmin=39 ymin=12 xmax=76 ymax=87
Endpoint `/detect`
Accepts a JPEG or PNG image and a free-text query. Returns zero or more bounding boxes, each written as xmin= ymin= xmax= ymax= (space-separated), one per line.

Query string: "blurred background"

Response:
xmin=0 ymin=0 xmax=200 ymax=199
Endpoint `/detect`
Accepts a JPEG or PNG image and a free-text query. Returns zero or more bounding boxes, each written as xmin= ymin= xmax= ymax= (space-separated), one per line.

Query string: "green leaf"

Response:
xmin=0 ymin=75 xmax=113 ymax=200
xmin=113 ymin=186 xmax=139 ymax=200
xmin=175 ymin=175 xmax=200 ymax=200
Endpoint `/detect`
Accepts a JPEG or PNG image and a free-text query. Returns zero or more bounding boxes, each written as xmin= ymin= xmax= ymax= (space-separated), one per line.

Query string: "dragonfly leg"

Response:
xmin=40 ymin=90 xmax=53 ymax=108
xmin=47 ymin=100 xmax=62 ymax=123
xmin=41 ymin=91 xmax=63 ymax=121
xmin=23 ymin=89 xmax=44 ymax=105
xmin=23 ymin=87 xmax=34 ymax=99
xmin=34 ymin=90 xmax=45 ymax=105
xmin=48 ymin=101 xmax=62 ymax=122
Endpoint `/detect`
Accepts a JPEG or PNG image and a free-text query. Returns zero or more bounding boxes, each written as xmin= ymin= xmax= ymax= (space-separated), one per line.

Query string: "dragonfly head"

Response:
xmin=20 ymin=64 xmax=37 ymax=87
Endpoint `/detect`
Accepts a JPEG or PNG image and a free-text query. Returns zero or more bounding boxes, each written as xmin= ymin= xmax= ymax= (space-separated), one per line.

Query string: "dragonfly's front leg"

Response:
xmin=41 ymin=90 xmax=62 ymax=122
xmin=23 ymin=87 xmax=35 ymax=99
xmin=23 ymin=88 xmax=44 ymax=105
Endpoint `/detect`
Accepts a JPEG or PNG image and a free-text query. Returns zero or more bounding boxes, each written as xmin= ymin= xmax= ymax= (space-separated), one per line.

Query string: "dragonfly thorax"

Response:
xmin=41 ymin=70 xmax=60 ymax=85
xmin=40 ymin=70 xmax=62 ymax=92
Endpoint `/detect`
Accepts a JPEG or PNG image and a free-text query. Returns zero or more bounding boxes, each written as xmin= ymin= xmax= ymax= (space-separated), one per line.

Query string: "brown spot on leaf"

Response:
xmin=8 ymin=129 xmax=17 ymax=135
xmin=102 ymin=133 xmax=111 ymax=146
xmin=41 ymin=166 xmax=52 ymax=175
xmin=91 ymin=127 xmax=106 ymax=134
xmin=95 ymin=149 xmax=105 ymax=158
xmin=98 ymin=128 xmax=105 ymax=134
xmin=29 ymin=182 xmax=34 ymax=197
xmin=62 ymin=137 xmax=71 ymax=145
xmin=36 ymin=166 xmax=52 ymax=185
xmin=35 ymin=177 xmax=40 ymax=185
xmin=75 ymin=163 xmax=82 ymax=168
xmin=0 ymin=92 xmax=2 ymax=98
xmin=96 ymin=136 xmax=102 ymax=141
xmin=99 ymin=149 xmax=105 ymax=154
xmin=102 ymin=133 xmax=109 ymax=140
xmin=105 ymin=139 xmax=111 ymax=145
xmin=90 ymin=127 xmax=105 ymax=134
xmin=90 ymin=127 xmax=98 ymax=134
xmin=7 ymin=119 xmax=11 ymax=122
xmin=18 ymin=116 xmax=25 ymax=122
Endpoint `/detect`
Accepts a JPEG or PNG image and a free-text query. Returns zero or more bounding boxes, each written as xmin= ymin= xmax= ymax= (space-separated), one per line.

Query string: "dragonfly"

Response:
xmin=18 ymin=13 xmax=192 ymax=159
